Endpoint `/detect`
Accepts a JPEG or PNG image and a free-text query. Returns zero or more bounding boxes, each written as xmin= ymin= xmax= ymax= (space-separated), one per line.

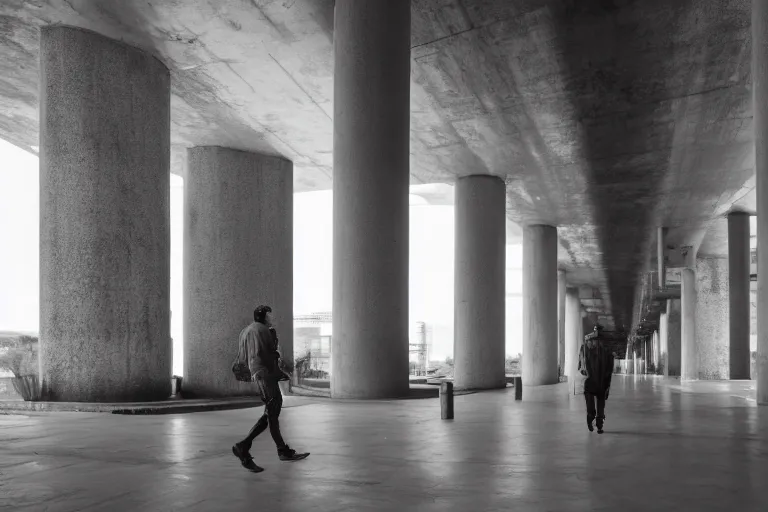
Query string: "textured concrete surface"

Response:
xmin=564 ymin=288 xmax=580 ymax=394
xmin=659 ymin=307 xmax=669 ymax=375
xmin=696 ymin=257 xmax=730 ymax=380
xmin=0 ymin=397 xmax=264 ymax=415
xmin=3 ymin=377 xmax=768 ymax=511
xmin=557 ymin=269 xmax=566 ymax=374
xmin=522 ymin=225 xmax=558 ymax=386
xmin=184 ymin=147 xmax=293 ymax=398
xmin=667 ymin=300 xmax=683 ymax=378
xmin=728 ymin=212 xmax=751 ymax=379
xmin=331 ymin=0 xmax=410 ymax=399
xmin=755 ymin=0 xmax=768 ymax=404
xmin=453 ymin=175 xmax=506 ymax=391
xmin=39 ymin=26 xmax=171 ymax=402
xmin=681 ymin=268 xmax=698 ymax=381
xmin=0 ymin=1 xmax=760 ymax=331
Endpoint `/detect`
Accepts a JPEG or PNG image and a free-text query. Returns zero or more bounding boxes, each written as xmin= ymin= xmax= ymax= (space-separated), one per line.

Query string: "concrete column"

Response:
xmin=453 ymin=175 xmax=506 ymax=390
xmin=658 ymin=227 xmax=668 ymax=289
xmin=564 ymin=288 xmax=580 ymax=383
xmin=631 ymin=342 xmax=637 ymax=375
xmin=39 ymin=26 xmax=171 ymax=402
xmin=522 ymin=225 xmax=559 ymax=386
xmin=557 ymin=269 xmax=566 ymax=377
xmin=575 ymin=310 xmax=585 ymax=394
xmin=728 ymin=212 xmax=751 ymax=379
xmin=681 ymin=267 xmax=699 ymax=380
xmin=696 ymin=257 xmax=730 ymax=379
xmin=331 ymin=0 xmax=411 ymax=398
xmin=660 ymin=303 xmax=669 ymax=375
xmin=184 ymin=148 xmax=293 ymax=398
xmin=667 ymin=299 xmax=682 ymax=376
xmin=753 ymin=0 xmax=768 ymax=404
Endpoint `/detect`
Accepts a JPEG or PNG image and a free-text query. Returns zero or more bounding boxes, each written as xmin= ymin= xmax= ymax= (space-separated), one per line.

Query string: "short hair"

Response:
xmin=254 ymin=305 xmax=272 ymax=323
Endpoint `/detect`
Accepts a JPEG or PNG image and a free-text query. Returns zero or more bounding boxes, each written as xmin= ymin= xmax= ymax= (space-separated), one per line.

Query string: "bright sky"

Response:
xmin=0 ymin=138 xmax=525 ymax=375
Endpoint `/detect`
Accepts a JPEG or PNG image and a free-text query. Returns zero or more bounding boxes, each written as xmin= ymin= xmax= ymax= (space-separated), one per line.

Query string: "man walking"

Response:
xmin=232 ymin=305 xmax=309 ymax=473
xmin=578 ymin=324 xmax=615 ymax=434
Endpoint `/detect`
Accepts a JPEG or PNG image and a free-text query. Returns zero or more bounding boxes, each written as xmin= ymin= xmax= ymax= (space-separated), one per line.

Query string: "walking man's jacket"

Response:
xmin=237 ymin=321 xmax=280 ymax=379
xmin=578 ymin=333 xmax=615 ymax=398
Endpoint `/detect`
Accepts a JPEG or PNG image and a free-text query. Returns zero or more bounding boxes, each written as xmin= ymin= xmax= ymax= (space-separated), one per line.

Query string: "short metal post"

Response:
xmin=440 ymin=381 xmax=454 ymax=419
xmin=514 ymin=376 xmax=522 ymax=400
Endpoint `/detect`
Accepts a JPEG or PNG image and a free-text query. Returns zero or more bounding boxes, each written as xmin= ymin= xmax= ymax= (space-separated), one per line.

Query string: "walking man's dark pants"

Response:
xmin=584 ymin=392 xmax=605 ymax=428
xmin=242 ymin=375 xmax=287 ymax=452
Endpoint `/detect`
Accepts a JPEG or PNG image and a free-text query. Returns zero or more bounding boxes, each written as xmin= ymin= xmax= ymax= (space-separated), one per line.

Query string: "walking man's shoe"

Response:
xmin=278 ymin=445 xmax=310 ymax=462
xmin=232 ymin=443 xmax=264 ymax=473
xmin=587 ymin=420 xmax=594 ymax=432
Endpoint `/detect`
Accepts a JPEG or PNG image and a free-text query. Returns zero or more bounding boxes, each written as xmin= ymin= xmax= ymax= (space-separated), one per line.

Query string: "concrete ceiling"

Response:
xmin=0 ymin=0 xmax=756 ymax=331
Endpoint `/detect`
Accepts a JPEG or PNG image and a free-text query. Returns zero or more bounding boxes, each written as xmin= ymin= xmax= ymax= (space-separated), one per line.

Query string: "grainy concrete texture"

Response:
xmin=522 ymin=225 xmax=558 ymax=386
xmin=696 ymin=257 xmax=730 ymax=380
xmin=563 ymin=287 xmax=581 ymax=393
xmin=659 ymin=308 xmax=668 ymax=375
xmin=3 ymin=378 xmax=768 ymax=511
xmin=681 ymin=268 xmax=698 ymax=381
xmin=39 ymin=26 xmax=171 ymax=402
xmin=728 ymin=212 xmax=751 ymax=379
xmin=331 ymin=0 xmax=411 ymax=399
xmin=184 ymin=147 xmax=293 ymax=398
xmin=756 ymin=0 xmax=768 ymax=405
xmin=667 ymin=300 xmax=682 ymax=378
xmin=557 ymin=269 xmax=566 ymax=374
xmin=453 ymin=175 xmax=506 ymax=391
xmin=0 ymin=0 xmax=761 ymax=333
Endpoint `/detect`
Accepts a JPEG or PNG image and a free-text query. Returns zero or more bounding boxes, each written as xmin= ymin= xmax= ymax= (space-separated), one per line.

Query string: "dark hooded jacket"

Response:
xmin=237 ymin=321 xmax=280 ymax=379
xmin=578 ymin=334 xmax=615 ymax=397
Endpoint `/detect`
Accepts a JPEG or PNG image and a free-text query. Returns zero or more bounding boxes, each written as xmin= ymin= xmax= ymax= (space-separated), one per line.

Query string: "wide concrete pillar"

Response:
xmin=681 ymin=267 xmax=699 ymax=380
xmin=696 ymin=257 xmax=730 ymax=379
xmin=184 ymin=148 xmax=293 ymax=398
xmin=331 ymin=0 xmax=411 ymax=398
xmin=658 ymin=227 xmax=668 ymax=289
xmin=557 ymin=269 xmax=566 ymax=376
xmin=728 ymin=212 xmax=751 ymax=379
xmin=667 ymin=299 xmax=683 ymax=376
xmin=754 ymin=0 xmax=768 ymax=403
xmin=39 ymin=26 xmax=171 ymax=402
xmin=564 ymin=288 xmax=580 ymax=383
xmin=575 ymin=310 xmax=585 ymax=393
xmin=453 ymin=175 xmax=506 ymax=390
xmin=660 ymin=308 xmax=669 ymax=375
xmin=522 ymin=225 xmax=559 ymax=386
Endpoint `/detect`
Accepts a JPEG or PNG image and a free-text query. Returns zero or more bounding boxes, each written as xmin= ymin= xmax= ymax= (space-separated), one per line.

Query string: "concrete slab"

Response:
xmin=2 ymin=375 xmax=768 ymax=511
xmin=0 ymin=1 xmax=759 ymax=330
xmin=0 ymin=397 xmax=267 ymax=415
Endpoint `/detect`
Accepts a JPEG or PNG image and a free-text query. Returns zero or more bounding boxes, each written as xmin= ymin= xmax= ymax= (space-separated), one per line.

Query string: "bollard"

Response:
xmin=514 ymin=376 xmax=522 ymax=400
xmin=440 ymin=381 xmax=454 ymax=419
xmin=171 ymin=376 xmax=182 ymax=397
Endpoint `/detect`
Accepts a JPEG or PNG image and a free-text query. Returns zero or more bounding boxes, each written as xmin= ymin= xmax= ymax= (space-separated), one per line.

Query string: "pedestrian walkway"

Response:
xmin=2 ymin=376 xmax=767 ymax=511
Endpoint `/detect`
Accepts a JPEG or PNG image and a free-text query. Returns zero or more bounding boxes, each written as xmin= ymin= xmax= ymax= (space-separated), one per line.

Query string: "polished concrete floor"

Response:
xmin=1 ymin=376 xmax=767 ymax=511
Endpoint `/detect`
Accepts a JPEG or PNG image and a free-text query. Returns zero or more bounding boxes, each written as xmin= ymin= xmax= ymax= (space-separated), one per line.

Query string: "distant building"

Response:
xmin=409 ymin=321 xmax=428 ymax=376
xmin=294 ymin=312 xmax=332 ymax=374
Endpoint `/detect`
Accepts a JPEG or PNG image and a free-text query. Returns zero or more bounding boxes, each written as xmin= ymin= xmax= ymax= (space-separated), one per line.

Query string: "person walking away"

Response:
xmin=232 ymin=305 xmax=309 ymax=472
xmin=578 ymin=324 xmax=615 ymax=434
